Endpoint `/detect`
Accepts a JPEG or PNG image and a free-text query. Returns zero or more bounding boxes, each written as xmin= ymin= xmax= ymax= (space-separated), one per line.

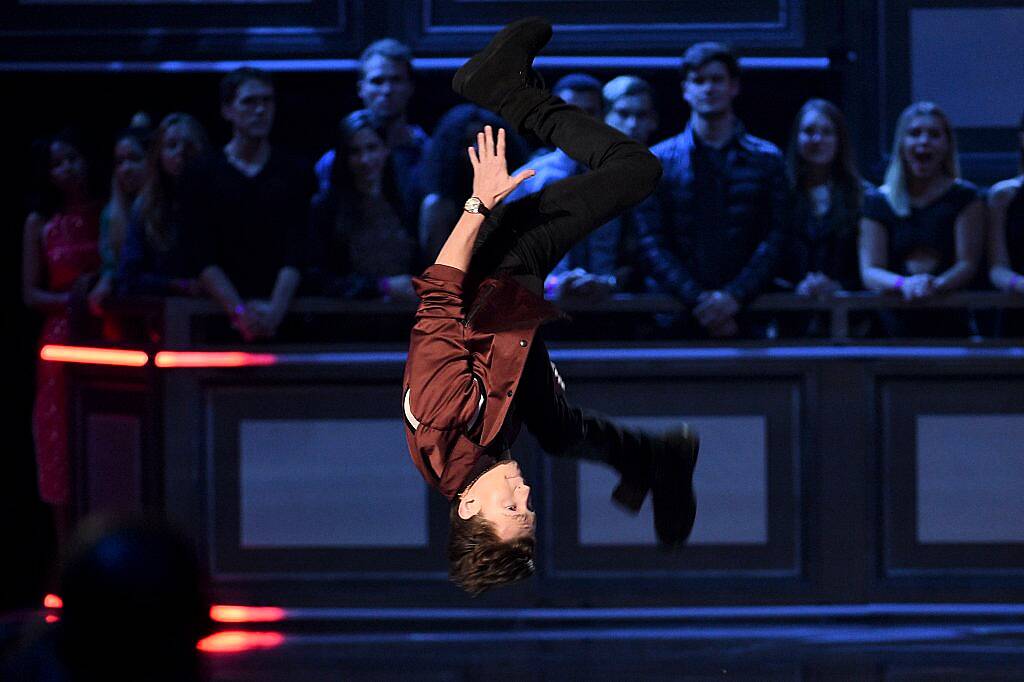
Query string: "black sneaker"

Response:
xmin=652 ymin=425 xmax=699 ymax=549
xmin=451 ymin=17 xmax=552 ymax=110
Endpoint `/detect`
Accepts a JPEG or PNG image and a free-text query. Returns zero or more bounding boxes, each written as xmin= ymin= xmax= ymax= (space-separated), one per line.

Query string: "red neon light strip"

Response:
xmin=196 ymin=630 xmax=285 ymax=653
xmin=40 ymin=345 xmax=149 ymax=367
xmin=154 ymin=351 xmax=278 ymax=368
xmin=210 ymin=605 xmax=286 ymax=623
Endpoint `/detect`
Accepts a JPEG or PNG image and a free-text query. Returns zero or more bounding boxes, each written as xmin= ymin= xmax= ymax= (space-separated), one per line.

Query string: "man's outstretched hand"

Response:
xmin=468 ymin=125 xmax=535 ymax=209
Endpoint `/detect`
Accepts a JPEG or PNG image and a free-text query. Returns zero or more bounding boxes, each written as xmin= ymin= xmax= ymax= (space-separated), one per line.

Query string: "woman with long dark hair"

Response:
xmin=22 ymin=132 xmax=104 ymax=542
xmin=118 ymin=113 xmax=209 ymax=296
xmin=786 ymin=99 xmax=865 ymax=297
xmin=858 ymin=101 xmax=984 ymax=336
xmin=91 ymin=126 xmax=150 ymax=312
xmin=309 ymin=109 xmax=420 ymax=300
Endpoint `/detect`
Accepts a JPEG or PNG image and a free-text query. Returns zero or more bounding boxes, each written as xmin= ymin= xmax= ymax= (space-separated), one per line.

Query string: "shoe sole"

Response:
xmin=654 ymin=427 xmax=700 ymax=550
xmin=452 ymin=17 xmax=552 ymax=100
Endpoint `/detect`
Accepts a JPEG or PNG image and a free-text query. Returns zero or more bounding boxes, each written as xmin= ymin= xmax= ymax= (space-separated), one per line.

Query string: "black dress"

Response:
xmin=861 ymin=180 xmax=982 ymax=338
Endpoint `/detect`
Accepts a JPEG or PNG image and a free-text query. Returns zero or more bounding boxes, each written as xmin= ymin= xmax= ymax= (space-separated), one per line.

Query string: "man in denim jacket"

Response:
xmin=635 ymin=42 xmax=790 ymax=337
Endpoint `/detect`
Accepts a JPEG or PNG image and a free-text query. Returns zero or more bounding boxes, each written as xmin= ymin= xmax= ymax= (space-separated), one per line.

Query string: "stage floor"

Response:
xmin=202 ymin=617 xmax=1024 ymax=681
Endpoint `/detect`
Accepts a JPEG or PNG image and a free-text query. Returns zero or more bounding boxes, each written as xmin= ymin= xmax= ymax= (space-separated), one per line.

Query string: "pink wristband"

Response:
xmin=892 ymin=276 xmax=904 ymax=292
xmin=544 ymin=274 xmax=560 ymax=299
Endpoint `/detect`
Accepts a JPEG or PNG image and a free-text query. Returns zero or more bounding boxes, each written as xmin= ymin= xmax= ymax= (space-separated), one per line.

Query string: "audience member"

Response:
xmin=603 ymin=75 xmax=659 ymax=146
xmin=635 ymin=42 xmax=790 ymax=337
xmin=309 ymin=110 xmax=420 ymax=300
xmin=507 ymin=75 xmax=660 ymax=301
xmin=181 ymin=67 xmax=316 ymax=342
xmin=859 ymin=101 xmax=983 ymax=337
xmin=986 ymin=109 xmax=1024 ymax=335
xmin=92 ymin=126 xmax=151 ymax=314
xmin=418 ymin=103 xmax=528 ymax=261
xmin=315 ymin=39 xmax=428 ymax=204
xmin=118 ymin=113 xmax=209 ymax=296
xmin=786 ymin=99 xmax=865 ymax=296
xmin=21 ymin=132 xmax=103 ymax=546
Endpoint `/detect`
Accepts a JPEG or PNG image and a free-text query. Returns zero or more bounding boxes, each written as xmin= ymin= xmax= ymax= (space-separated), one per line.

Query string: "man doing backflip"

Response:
xmin=402 ymin=17 xmax=699 ymax=595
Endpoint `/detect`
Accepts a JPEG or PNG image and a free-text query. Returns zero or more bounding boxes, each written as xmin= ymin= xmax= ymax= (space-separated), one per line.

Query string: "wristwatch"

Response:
xmin=463 ymin=196 xmax=491 ymax=217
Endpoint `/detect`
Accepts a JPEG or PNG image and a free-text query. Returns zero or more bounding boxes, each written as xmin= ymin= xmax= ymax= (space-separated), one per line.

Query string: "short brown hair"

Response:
xmin=680 ymin=42 xmax=740 ymax=81
xmin=447 ymin=501 xmax=535 ymax=596
xmin=220 ymin=67 xmax=274 ymax=106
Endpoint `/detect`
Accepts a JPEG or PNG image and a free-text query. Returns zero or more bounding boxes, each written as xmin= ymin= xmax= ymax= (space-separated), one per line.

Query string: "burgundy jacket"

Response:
xmin=402 ymin=264 xmax=561 ymax=499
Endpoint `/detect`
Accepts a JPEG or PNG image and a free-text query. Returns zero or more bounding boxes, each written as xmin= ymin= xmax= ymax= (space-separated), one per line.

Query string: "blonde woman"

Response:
xmin=858 ymin=101 xmax=984 ymax=336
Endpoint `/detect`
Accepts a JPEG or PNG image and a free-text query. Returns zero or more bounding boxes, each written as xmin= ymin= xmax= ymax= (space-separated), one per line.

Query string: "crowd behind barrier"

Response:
xmin=20 ymin=38 xmax=1024 ymax=534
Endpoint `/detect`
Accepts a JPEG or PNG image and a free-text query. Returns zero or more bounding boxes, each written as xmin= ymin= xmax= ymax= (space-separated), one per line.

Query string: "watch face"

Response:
xmin=465 ymin=197 xmax=481 ymax=212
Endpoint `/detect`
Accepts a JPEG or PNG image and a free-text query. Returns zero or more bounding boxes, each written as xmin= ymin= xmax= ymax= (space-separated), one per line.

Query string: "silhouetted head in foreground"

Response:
xmin=58 ymin=516 xmax=210 ymax=680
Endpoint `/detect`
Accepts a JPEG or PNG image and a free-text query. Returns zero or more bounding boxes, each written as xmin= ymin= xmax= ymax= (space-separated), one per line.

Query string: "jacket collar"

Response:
xmin=467 ymin=274 xmax=564 ymax=332
xmin=681 ymin=119 xmax=754 ymax=156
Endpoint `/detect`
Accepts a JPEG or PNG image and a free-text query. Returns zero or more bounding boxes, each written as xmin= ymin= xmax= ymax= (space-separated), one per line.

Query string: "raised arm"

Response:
xmin=434 ymin=125 xmax=534 ymax=272
xmin=405 ymin=126 xmax=534 ymax=431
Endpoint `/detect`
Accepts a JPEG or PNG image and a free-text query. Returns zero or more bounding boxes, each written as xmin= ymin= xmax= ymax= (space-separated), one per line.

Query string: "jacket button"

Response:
xmin=507 ymin=390 xmax=513 ymax=397
xmin=519 ymin=339 xmax=528 ymax=347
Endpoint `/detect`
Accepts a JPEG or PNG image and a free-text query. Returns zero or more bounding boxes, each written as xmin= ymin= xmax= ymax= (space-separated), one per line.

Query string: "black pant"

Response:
xmin=469 ymin=88 xmax=661 ymax=293
xmin=515 ymin=338 xmax=654 ymax=483
xmin=470 ymin=87 xmax=662 ymax=484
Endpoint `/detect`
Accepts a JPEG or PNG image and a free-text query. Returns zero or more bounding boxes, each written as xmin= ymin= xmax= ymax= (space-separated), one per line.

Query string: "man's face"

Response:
xmin=459 ymin=460 xmax=536 ymax=541
xmin=605 ymin=93 xmax=658 ymax=144
xmin=558 ymin=88 xmax=603 ymax=120
xmin=682 ymin=60 xmax=739 ymax=118
xmin=358 ymin=55 xmax=414 ymax=122
xmin=222 ymin=79 xmax=275 ymax=140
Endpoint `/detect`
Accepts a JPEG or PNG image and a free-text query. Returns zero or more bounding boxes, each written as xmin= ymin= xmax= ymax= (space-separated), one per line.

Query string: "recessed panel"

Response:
xmin=916 ymin=415 xmax=1024 ymax=544
xmin=85 ymin=413 xmax=142 ymax=516
xmin=240 ymin=419 xmax=427 ymax=548
xmin=911 ymin=8 xmax=1024 ymax=128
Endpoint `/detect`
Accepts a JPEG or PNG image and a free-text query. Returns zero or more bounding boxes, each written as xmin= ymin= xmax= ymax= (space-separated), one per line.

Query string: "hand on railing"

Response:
xmin=796 ymin=272 xmax=842 ymax=299
xmin=899 ymin=274 xmax=937 ymax=301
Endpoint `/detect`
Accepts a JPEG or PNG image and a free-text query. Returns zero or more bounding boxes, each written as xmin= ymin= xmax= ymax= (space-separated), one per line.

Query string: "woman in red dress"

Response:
xmin=22 ymin=133 xmax=103 ymax=544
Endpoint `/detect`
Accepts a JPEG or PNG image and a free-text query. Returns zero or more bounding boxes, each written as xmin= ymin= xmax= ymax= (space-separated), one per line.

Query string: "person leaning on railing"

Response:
xmin=307 ymin=109 xmax=421 ymax=302
xmin=781 ymin=99 xmax=869 ymax=336
xmin=117 ymin=113 xmax=209 ymax=298
xmin=858 ymin=101 xmax=984 ymax=338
